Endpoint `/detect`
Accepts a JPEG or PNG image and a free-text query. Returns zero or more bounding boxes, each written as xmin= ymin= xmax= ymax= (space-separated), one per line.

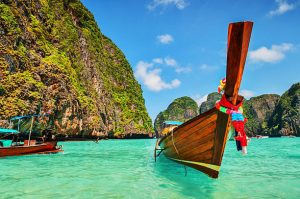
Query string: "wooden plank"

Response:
xmin=162 ymin=120 xmax=216 ymax=150
xmin=158 ymin=108 xmax=217 ymax=145
xmin=173 ymin=115 xmax=217 ymax=144
xmin=225 ymin=21 xmax=253 ymax=103
xmin=181 ymin=140 xmax=214 ymax=160
xmin=165 ymin=128 xmax=215 ymax=158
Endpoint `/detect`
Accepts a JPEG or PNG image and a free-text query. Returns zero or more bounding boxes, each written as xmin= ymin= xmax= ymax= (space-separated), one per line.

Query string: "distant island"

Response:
xmin=0 ymin=0 xmax=152 ymax=139
xmin=154 ymin=82 xmax=299 ymax=137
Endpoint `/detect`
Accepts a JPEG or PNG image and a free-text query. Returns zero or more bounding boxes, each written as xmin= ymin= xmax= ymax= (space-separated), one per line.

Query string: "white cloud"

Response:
xmin=240 ymin=89 xmax=255 ymax=99
xmin=164 ymin=57 xmax=191 ymax=73
xmin=192 ymin=94 xmax=208 ymax=106
xmin=249 ymin=43 xmax=293 ymax=63
xmin=157 ymin=34 xmax=174 ymax=44
xmin=147 ymin=0 xmax=188 ymax=10
xmin=199 ymin=64 xmax=218 ymax=71
xmin=268 ymin=0 xmax=295 ymax=17
xmin=152 ymin=58 xmax=163 ymax=64
xmin=135 ymin=61 xmax=181 ymax=91
xmin=164 ymin=57 xmax=177 ymax=66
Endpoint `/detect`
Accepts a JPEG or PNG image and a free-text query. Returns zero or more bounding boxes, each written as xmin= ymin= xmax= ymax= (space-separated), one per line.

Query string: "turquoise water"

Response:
xmin=0 ymin=138 xmax=299 ymax=199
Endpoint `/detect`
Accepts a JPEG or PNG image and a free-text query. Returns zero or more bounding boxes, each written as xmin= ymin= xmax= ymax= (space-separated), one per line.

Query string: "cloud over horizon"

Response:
xmin=249 ymin=43 xmax=293 ymax=63
xmin=268 ymin=0 xmax=295 ymax=17
xmin=135 ymin=61 xmax=181 ymax=92
xmin=157 ymin=34 xmax=174 ymax=44
xmin=192 ymin=94 xmax=208 ymax=106
xmin=240 ymin=89 xmax=255 ymax=99
xmin=147 ymin=0 xmax=188 ymax=10
xmin=161 ymin=56 xmax=191 ymax=73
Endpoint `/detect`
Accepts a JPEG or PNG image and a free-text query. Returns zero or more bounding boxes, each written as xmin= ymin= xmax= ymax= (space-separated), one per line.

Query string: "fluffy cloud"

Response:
xmin=135 ymin=61 xmax=180 ymax=91
xmin=148 ymin=0 xmax=188 ymax=10
xmin=268 ymin=0 xmax=295 ymax=17
xmin=157 ymin=34 xmax=174 ymax=44
xmin=163 ymin=57 xmax=191 ymax=73
xmin=240 ymin=89 xmax=255 ymax=99
xmin=249 ymin=43 xmax=293 ymax=63
xmin=192 ymin=94 xmax=208 ymax=106
xmin=152 ymin=58 xmax=163 ymax=64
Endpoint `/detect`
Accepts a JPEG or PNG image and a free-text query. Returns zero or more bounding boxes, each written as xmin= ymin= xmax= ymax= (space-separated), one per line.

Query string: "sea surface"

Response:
xmin=0 ymin=138 xmax=299 ymax=199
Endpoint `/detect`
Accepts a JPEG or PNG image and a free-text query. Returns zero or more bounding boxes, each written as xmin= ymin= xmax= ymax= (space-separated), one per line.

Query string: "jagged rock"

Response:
xmin=199 ymin=92 xmax=221 ymax=114
xmin=0 ymin=0 xmax=152 ymax=138
xmin=268 ymin=83 xmax=300 ymax=136
xmin=243 ymin=94 xmax=280 ymax=137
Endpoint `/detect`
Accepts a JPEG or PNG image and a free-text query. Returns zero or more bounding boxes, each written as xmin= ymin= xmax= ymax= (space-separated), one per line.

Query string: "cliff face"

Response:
xmin=199 ymin=92 xmax=221 ymax=114
xmin=243 ymin=94 xmax=280 ymax=136
xmin=268 ymin=83 xmax=300 ymax=136
xmin=0 ymin=0 xmax=152 ymax=137
xmin=154 ymin=96 xmax=198 ymax=133
xmin=155 ymin=82 xmax=299 ymax=137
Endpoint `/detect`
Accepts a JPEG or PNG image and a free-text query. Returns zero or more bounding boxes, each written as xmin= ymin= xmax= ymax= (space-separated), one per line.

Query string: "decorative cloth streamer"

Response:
xmin=216 ymin=99 xmax=248 ymax=148
xmin=215 ymin=77 xmax=248 ymax=152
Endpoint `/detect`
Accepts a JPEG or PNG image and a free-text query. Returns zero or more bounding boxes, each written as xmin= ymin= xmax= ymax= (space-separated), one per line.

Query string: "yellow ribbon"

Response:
xmin=168 ymin=157 xmax=221 ymax=171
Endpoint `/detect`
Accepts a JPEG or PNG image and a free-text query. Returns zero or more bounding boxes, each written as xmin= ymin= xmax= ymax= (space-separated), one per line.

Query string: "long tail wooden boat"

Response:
xmin=155 ymin=21 xmax=253 ymax=178
xmin=0 ymin=114 xmax=63 ymax=157
xmin=0 ymin=140 xmax=62 ymax=157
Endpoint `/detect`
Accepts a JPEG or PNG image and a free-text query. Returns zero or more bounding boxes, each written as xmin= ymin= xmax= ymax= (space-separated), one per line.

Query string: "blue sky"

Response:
xmin=81 ymin=0 xmax=300 ymax=122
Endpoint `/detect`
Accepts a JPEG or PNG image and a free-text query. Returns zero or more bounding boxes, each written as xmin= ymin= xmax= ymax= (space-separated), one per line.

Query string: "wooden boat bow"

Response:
xmin=156 ymin=21 xmax=253 ymax=178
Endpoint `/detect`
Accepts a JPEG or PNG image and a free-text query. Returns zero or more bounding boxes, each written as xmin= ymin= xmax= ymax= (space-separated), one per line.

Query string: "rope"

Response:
xmin=170 ymin=129 xmax=188 ymax=176
xmin=171 ymin=129 xmax=179 ymax=155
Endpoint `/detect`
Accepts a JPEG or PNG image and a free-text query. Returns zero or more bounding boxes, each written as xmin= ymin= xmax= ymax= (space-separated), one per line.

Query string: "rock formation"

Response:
xmin=154 ymin=96 xmax=198 ymax=133
xmin=0 ymin=0 xmax=152 ymax=138
xmin=243 ymin=94 xmax=280 ymax=136
xmin=199 ymin=92 xmax=221 ymax=114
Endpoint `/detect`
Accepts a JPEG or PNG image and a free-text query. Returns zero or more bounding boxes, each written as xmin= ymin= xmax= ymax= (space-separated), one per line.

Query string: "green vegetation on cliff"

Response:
xmin=154 ymin=96 xmax=198 ymax=133
xmin=243 ymin=94 xmax=280 ymax=136
xmin=268 ymin=83 xmax=300 ymax=136
xmin=156 ymin=82 xmax=299 ymax=137
xmin=0 ymin=0 xmax=152 ymax=137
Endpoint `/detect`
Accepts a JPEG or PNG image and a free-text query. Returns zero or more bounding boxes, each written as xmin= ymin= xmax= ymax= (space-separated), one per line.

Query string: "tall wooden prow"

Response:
xmin=157 ymin=21 xmax=253 ymax=179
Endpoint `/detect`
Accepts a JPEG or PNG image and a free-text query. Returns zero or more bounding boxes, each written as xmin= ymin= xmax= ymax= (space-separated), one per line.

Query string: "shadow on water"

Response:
xmin=152 ymin=144 xmax=217 ymax=198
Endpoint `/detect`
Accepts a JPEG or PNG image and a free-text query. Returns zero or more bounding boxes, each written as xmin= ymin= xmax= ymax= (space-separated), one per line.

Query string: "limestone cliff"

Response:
xmin=0 ymin=0 xmax=152 ymax=138
xmin=154 ymin=96 xmax=198 ymax=133
xmin=268 ymin=83 xmax=300 ymax=136
xmin=243 ymin=94 xmax=280 ymax=136
xmin=199 ymin=92 xmax=221 ymax=114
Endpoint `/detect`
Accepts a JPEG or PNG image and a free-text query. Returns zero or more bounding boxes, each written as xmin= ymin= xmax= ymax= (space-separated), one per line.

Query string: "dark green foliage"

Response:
xmin=0 ymin=0 xmax=152 ymax=137
xmin=154 ymin=96 xmax=198 ymax=133
xmin=268 ymin=83 xmax=300 ymax=136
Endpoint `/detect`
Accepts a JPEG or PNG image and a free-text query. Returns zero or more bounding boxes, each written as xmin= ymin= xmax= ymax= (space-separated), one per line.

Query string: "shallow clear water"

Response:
xmin=0 ymin=138 xmax=299 ymax=199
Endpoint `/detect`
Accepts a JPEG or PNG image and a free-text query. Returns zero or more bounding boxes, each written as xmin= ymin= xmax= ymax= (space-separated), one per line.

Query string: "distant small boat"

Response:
xmin=0 ymin=115 xmax=63 ymax=157
xmin=281 ymin=135 xmax=296 ymax=138
xmin=256 ymin=135 xmax=269 ymax=139
xmin=154 ymin=21 xmax=253 ymax=178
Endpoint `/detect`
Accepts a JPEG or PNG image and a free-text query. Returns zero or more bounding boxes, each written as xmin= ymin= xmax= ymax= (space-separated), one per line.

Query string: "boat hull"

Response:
xmin=157 ymin=21 xmax=253 ymax=178
xmin=0 ymin=141 xmax=62 ymax=157
xmin=159 ymin=108 xmax=230 ymax=178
